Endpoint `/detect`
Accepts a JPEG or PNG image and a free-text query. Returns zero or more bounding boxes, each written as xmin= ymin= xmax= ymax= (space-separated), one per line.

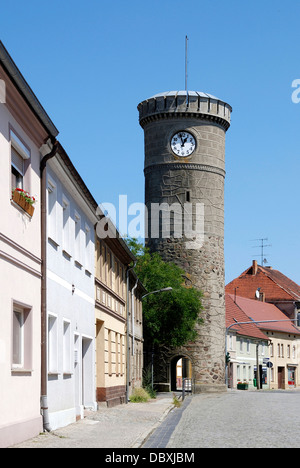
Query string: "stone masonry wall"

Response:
xmin=139 ymin=92 xmax=231 ymax=392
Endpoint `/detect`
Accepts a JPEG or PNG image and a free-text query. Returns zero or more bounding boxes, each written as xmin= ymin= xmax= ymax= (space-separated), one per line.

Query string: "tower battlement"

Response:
xmin=138 ymin=90 xmax=232 ymax=130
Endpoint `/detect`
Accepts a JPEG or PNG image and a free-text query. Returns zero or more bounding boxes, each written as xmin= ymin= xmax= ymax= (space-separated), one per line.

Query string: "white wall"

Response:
xmin=46 ymin=162 xmax=96 ymax=430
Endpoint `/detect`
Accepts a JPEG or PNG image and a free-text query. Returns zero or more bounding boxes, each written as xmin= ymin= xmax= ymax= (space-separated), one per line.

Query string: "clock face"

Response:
xmin=171 ymin=131 xmax=196 ymax=157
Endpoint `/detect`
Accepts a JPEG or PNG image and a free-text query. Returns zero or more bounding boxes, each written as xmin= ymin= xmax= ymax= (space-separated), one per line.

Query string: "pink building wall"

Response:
xmin=0 ymin=62 xmax=50 ymax=447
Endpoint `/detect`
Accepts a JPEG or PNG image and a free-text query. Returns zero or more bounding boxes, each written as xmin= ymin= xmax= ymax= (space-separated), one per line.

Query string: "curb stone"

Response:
xmin=138 ymin=396 xmax=192 ymax=449
xmin=131 ymin=402 xmax=175 ymax=448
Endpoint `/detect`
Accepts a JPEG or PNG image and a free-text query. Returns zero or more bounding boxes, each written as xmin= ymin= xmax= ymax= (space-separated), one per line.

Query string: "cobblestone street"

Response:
xmin=164 ymin=390 xmax=300 ymax=449
xmin=11 ymin=389 xmax=300 ymax=449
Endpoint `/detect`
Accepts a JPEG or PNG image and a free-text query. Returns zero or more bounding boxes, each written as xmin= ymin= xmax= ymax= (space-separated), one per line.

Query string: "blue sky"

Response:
xmin=1 ymin=0 xmax=300 ymax=285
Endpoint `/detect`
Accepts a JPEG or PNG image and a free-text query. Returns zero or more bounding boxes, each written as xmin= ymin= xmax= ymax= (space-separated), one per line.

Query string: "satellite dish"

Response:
xmin=255 ymin=288 xmax=261 ymax=299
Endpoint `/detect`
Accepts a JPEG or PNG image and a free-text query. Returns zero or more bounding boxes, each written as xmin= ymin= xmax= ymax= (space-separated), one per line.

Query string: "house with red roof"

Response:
xmin=227 ymin=294 xmax=300 ymax=390
xmin=226 ymin=260 xmax=300 ymax=321
xmin=225 ymin=294 xmax=269 ymax=389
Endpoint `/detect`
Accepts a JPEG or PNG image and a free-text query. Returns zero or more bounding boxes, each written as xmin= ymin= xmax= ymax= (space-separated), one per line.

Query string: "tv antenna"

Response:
xmin=185 ymin=35 xmax=189 ymax=105
xmin=251 ymin=238 xmax=272 ymax=265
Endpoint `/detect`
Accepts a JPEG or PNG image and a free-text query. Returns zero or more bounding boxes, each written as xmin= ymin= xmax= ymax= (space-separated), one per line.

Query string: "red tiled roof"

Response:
xmin=226 ymin=262 xmax=300 ymax=303
xmin=225 ymin=294 xmax=268 ymax=340
xmin=227 ymin=294 xmax=300 ymax=336
xmin=261 ymin=266 xmax=300 ymax=300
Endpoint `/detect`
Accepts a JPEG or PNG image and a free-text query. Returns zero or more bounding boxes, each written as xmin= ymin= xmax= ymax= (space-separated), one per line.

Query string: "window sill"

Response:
xmin=48 ymin=237 xmax=59 ymax=250
xmin=11 ymin=200 xmax=32 ymax=219
xmin=11 ymin=368 xmax=33 ymax=375
xmin=75 ymin=261 xmax=83 ymax=270
xmin=62 ymin=250 xmax=72 ymax=260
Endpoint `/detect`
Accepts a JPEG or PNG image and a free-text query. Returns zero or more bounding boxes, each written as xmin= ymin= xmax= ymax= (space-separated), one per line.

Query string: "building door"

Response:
xmin=74 ymin=334 xmax=81 ymax=419
xmin=278 ymin=367 xmax=285 ymax=389
xmin=82 ymin=337 xmax=93 ymax=408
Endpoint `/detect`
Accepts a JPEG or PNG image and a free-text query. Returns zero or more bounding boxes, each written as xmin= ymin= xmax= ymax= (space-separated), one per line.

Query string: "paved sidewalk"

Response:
xmin=11 ymin=393 xmax=175 ymax=449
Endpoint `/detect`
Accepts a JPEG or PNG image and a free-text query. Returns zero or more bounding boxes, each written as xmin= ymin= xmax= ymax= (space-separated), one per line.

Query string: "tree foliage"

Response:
xmin=126 ymin=238 xmax=203 ymax=349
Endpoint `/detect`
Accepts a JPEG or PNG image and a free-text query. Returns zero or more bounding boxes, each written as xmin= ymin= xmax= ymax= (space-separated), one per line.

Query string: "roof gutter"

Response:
xmin=40 ymin=139 xmax=58 ymax=432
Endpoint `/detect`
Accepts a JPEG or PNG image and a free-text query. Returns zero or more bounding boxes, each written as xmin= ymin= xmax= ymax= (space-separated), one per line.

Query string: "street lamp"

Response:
xmin=142 ymin=287 xmax=173 ymax=299
xmin=142 ymin=287 xmax=173 ymax=389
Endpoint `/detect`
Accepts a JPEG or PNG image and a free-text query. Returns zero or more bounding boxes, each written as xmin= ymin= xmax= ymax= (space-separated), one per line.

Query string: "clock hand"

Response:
xmin=181 ymin=137 xmax=188 ymax=147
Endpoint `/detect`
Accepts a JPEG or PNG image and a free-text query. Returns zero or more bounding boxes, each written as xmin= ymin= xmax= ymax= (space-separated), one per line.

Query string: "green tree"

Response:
xmin=126 ymin=238 xmax=203 ymax=349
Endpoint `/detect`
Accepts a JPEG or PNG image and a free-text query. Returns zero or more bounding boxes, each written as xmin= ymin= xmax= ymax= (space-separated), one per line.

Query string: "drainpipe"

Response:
xmin=126 ymin=262 xmax=136 ymax=403
xmin=40 ymin=139 xmax=58 ymax=432
xmin=131 ymin=279 xmax=138 ymax=357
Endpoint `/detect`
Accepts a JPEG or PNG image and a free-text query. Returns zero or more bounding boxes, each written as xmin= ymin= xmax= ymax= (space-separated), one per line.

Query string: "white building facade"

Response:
xmin=45 ymin=145 xmax=97 ymax=430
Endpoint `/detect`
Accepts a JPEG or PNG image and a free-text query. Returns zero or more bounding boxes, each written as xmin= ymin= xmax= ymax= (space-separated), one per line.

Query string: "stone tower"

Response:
xmin=138 ymin=90 xmax=232 ymax=393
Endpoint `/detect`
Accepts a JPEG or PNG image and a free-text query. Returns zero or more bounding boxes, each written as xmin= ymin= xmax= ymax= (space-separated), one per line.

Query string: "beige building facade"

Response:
xmin=264 ymin=330 xmax=300 ymax=389
xmin=95 ymin=235 xmax=137 ymax=407
xmin=127 ymin=270 xmax=146 ymax=396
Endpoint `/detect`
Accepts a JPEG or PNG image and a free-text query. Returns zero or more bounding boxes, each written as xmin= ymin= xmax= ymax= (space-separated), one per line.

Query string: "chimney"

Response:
xmin=252 ymin=260 xmax=258 ymax=276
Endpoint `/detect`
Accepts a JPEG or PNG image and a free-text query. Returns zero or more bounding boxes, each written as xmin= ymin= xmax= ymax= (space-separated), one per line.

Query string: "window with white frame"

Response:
xmin=246 ymin=339 xmax=250 ymax=353
xmin=47 ymin=177 xmax=57 ymax=242
xmin=12 ymin=307 xmax=24 ymax=368
xmin=10 ymin=130 xmax=30 ymax=192
xmin=11 ymin=148 xmax=25 ymax=191
xmin=63 ymin=320 xmax=71 ymax=374
xmin=48 ymin=314 xmax=58 ymax=373
xmin=12 ymin=304 xmax=32 ymax=371
xmin=239 ymin=338 xmax=243 ymax=353
xmin=229 ymin=334 xmax=233 ymax=351
xmin=120 ymin=335 xmax=124 ymax=375
xmin=62 ymin=195 xmax=71 ymax=255
xmin=115 ymin=333 xmax=119 ymax=376
xmin=74 ymin=211 xmax=81 ymax=264
xmin=85 ymin=223 xmax=92 ymax=272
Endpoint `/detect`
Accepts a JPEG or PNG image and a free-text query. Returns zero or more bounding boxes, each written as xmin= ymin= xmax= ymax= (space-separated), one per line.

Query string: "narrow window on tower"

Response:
xmin=186 ymin=191 xmax=191 ymax=202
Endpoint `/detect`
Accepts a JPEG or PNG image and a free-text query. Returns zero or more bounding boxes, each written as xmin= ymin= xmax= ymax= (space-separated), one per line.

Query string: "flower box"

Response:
xmin=237 ymin=382 xmax=248 ymax=390
xmin=12 ymin=189 xmax=35 ymax=217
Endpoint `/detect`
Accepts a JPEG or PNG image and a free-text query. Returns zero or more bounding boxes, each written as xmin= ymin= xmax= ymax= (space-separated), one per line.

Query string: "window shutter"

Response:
xmin=11 ymin=148 xmax=24 ymax=175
